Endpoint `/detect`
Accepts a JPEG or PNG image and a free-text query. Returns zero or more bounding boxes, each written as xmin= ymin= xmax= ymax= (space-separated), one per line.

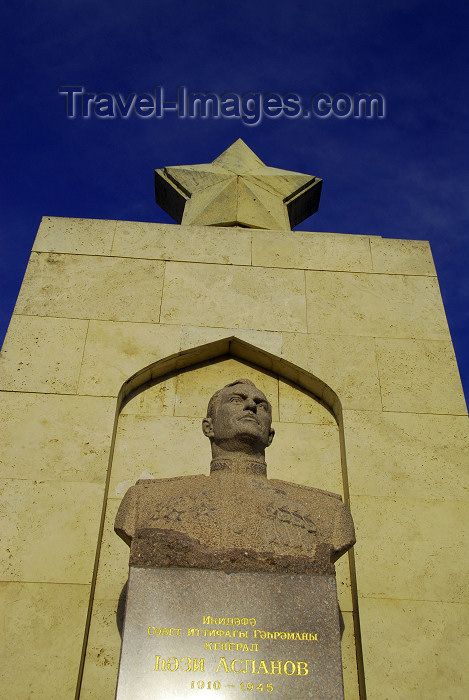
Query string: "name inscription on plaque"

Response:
xmin=148 ymin=614 xmax=318 ymax=693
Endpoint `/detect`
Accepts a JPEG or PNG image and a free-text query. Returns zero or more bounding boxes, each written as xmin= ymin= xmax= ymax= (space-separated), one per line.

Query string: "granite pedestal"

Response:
xmin=115 ymin=567 xmax=344 ymax=699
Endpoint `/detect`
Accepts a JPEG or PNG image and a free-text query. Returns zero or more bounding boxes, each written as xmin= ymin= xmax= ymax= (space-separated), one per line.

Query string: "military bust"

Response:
xmin=115 ymin=379 xmax=355 ymax=574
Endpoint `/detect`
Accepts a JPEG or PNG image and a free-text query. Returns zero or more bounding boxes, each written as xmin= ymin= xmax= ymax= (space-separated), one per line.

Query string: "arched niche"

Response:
xmin=78 ymin=338 xmax=360 ymax=699
xmin=109 ymin=336 xmax=350 ymax=500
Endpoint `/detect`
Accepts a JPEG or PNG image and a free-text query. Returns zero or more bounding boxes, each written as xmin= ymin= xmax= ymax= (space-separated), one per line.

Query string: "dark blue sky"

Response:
xmin=1 ymin=1 xmax=468 ymax=402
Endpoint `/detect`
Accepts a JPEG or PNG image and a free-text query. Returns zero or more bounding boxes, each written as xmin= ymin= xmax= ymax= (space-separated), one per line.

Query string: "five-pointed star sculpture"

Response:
xmin=154 ymin=139 xmax=322 ymax=230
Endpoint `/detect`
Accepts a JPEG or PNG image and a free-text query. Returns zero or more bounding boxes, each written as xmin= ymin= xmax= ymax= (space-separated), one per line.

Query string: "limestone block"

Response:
xmin=0 ymin=392 xmax=115 ymax=482
xmin=352 ymin=495 xmax=468 ymax=603
xmin=0 ymin=581 xmax=89 ymax=699
xmin=359 ymin=598 xmax=469 ymax=699
xmin=281 ymin=333 xmax=382 ymax=411
xmin=252 ymin=229 xmax=372 ymax=272
xmin=80 ymin=599 xmax=121 ymax=700
xmin=109 ymin=415 xmax=209 ymax=496
xmin=120 ymin=376 xmax=177 ymax=416
xmin=33 ymin=216 xmax=117 ymax=256
xmin=279 ymin=378 xmax=336 ymax=425
xmin=268 ymin=421 xmax=343 ymax=495
xmin=86 ymin=597 xmax=122 ymax=649
xmin=341 ymin=610 xmax=360 ymax=700
xmin=173 ymin=357 xmax=280 ymax=420
xmin=0 ymin=479 xmax=103 ymax=583
xmin=375 ymin=337 xmax=468 ymax=414
xmin=80 ymin=643 xmax=120 ymax=700
xmin=14 ymin=252 xmax=165 ymax=323
xmin=180 ymin=324 xmax=283 ymax=357
xmin=0 ymin=315 xmax=88 ymax=393
xmin=335 ymin=554 xmax=353 ymax=613
xmin=343 ymin=410 xmax=469 ymax=499
xmin=305 ymin=270 xmax=448 ymax=339
xmin=112 ymin=220 xmax=251 ymax=265
xmin=370 ymin=236 xmax=436 ymax=275
xmin=93 ymin=499 xmax=130 ymax=602
xmin=160 ymin=262 xmax=307 ymax=332
xmin=78 ymin=321 xmax=181 ymax=397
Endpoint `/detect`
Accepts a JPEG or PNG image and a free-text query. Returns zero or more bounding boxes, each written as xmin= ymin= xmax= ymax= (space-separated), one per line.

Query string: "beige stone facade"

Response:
xmin=0 ymin=215 xmax=467 ymax=699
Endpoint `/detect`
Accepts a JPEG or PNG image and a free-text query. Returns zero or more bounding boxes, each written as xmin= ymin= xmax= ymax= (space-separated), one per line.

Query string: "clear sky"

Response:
xmin=1 ymin=1 xmax=468 ymax=402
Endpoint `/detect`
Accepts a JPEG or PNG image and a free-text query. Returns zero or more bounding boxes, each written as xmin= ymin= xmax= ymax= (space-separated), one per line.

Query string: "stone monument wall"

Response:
xmin=1 ymin=215 xmax=467 ymax=699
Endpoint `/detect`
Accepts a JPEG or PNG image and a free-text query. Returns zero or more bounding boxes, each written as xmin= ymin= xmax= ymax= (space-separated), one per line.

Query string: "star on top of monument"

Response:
xmin=154 ymin=139 xmax=322 ymax=231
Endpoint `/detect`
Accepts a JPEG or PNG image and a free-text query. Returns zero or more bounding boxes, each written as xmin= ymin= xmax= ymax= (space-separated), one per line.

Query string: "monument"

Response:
xmin=0 ymin=138 xmax=467 ymax=699
xmin=114 ymin=378 xmax=355 ymax=698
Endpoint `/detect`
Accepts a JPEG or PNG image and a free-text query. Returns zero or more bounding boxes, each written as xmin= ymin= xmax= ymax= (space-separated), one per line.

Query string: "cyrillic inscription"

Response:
xmin=115 ymin=568 xmax=344 ymax=699
xmin=154 ymin=656 xmax=205 ymax=672
xmin=203 ymin=616 xmax=257 ymax=627
xmin=146 ymin=615 xmax=319 ymax=648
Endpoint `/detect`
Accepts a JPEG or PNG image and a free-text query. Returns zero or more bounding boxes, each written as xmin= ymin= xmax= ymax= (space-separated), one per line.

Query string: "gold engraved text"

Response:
xmin=203 ymin=616 xmax=256 ymax=627
xmin=188 ymin=628 xmax=248 ymax=638
xmin=253 ymin=630 xmax=318 ymax=641
xmin=154 ymin=656 xmax=205 ymax=672
xmin=215 ymin=657 xmax=308 ymax=676
xmin=204 ymin=642 xmax=259 ymax=652
xmin=147 ymin=626 xmax=182 ymax=636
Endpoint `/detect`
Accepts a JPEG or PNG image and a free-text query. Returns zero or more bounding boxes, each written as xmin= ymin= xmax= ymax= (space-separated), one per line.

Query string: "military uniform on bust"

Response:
xmin=115 ymin=379 xmax=355 ymax=574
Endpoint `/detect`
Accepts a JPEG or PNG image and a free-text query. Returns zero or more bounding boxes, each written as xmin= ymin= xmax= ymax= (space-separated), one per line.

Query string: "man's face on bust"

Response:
xmin=203 ymin=381 xmax=275 ymax=453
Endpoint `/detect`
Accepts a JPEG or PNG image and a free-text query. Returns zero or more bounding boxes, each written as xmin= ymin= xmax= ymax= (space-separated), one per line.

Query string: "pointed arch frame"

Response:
xmin=75 ymin=336 xmax=366 ymax=699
